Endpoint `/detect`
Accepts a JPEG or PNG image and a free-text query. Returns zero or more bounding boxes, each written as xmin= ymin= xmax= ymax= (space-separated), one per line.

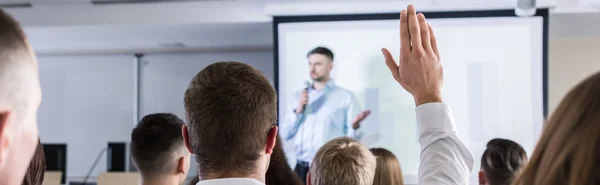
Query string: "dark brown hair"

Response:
xmin=266 ymin=135 xmax=303 ymax=185
xmin=0 ymin=8 xmax=27 ymax=46
xmin=184 ymin=61 xmax=277 ymax=177
xmin=481 ymin=138 xmax=527 ymax=185
xmin=370 ymin=148 xmax=404 ymax=185
xmin=513 ymin=71 xmax=600 ymax=185
xmin=307 ymin=47 xmax=334 ymax=61
xmin=131 ymin=113 xmax=186 ymax=175
xmin=22 ymin=139 xmax=45 ymax=185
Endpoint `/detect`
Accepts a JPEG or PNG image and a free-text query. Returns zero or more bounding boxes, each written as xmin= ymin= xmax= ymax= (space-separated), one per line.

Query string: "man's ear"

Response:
xmin=265 ymin=126 xmax=278 ymax=155
xmin=177 ymin=156 xmax=186 ymax=174
xmin=182 ymin=125 xmax=193 ymax=153
xmin=306 ymin=172 xmax=312 ymax=185
xmin=0 ymin=111 xmax=13 ymax=168
xmin=478 ymin=170 xmax=486 ymax=185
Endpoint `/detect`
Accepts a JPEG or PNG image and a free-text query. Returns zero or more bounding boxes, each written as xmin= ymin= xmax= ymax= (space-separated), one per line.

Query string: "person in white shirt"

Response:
xmin=0 ymin=9 xmax=43 ymax=185
xmin=182 ymin=62 xmax=279 ymax=185
xmin=381 ymin=4 xmax=474 ymax=185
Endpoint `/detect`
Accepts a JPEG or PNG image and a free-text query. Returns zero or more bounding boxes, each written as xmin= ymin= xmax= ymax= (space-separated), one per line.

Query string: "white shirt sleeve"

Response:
xmin=416 ymin=103 xmax=474 ymax=185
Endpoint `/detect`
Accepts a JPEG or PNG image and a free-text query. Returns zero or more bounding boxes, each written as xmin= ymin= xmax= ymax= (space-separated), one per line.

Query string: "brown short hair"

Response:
xmin=131 ymin=113 xmax=186 ymax=176
xmin=513 ymin=71 xmax=600 ymax=185
xmin=370 ymin=148 xmax=404 ymax=185
xmin=310 ymin=137 xmax=376 ymax=185
xmin=184 ymin=61 xmax=277 ymax=176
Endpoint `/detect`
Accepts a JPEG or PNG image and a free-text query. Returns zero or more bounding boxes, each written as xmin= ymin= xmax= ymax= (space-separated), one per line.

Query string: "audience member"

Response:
xmin=308 ymin=137 xmax=376 ymax=185
xmin=22 ymin=139 xmax=45 ymax=185
xmin=381 ymin=4 xmax=474 ymax=185
xmin=0 ymin=8 xmax=43 ymax=185
xmin=479 ymin=139 xmax=527 ymax=185
xmin=131 ymin=113 xmax=191 ymax=185
xmin=370 ymin=148 xmax=404 ymax=185
xmin=512 ymin=71 xmax=600 ymax=185
xmin=266 ymin=136 xmax=303 ymax=185
xmin=183 ymin=61 xmax=278 ymax=185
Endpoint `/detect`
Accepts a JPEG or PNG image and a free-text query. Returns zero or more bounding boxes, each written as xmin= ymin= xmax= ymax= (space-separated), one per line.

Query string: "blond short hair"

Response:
xmin=310 ymin=137 xmax=376 ymax=185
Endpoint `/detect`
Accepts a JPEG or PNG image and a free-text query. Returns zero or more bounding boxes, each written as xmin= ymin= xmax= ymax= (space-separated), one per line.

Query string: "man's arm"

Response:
xmin=416 ymin=103 xmax=474 ymax=185
xmin=381 ymin=4 xmax=473 ymax=185
xmin=280 ymin=92 xmax=305 ymax=140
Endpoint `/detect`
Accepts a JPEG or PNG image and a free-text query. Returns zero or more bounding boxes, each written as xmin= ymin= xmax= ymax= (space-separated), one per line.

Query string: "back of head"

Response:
xmin=184 ymin=61 xmax=277 ymax=177
xmin=266 ymin=135 xmax=303 ymax=185
xmin=481 ymin=139 xmax=527 ymax=185
xmin=131 ymin=113 xmax=187 ymax=176
xmin=22 ymin=139 xmax=45 ymax=185
xmin=0 ymin=8 xmax=37 ymax=105
xmin=309 ymin=137 xmax=376 ymax=185
xmin=513 ymin=72 xmax=600 ymax=185
xmin=370 ymin=148 xmax=404 ymax=185
xmin=0 ymin=8 xmax=42 ymax=185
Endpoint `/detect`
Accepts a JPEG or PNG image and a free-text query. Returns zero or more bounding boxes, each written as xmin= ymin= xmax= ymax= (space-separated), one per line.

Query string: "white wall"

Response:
xmin=548 ymin=38 xmax=600 ymax=113
xmin=38 ymin=54 xmax=135 ymax=178
xmin=37 ymin=51 xmax=274 ymax=179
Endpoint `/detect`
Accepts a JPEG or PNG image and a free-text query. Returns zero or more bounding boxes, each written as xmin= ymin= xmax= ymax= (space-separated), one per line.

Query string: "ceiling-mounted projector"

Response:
xmin=516 ymin=0 xmax=536 ymax=17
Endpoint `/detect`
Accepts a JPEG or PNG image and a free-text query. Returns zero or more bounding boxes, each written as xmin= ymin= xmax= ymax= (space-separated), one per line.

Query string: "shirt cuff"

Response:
xmin=415 ymin=102 xmax=456 ymax=136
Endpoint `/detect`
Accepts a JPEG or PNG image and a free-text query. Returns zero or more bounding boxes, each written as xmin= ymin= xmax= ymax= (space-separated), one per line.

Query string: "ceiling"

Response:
xmin=26 ymin=22 xmax=273 ymax=54
xmin=12 ymin=0 xmax=600 ymax=54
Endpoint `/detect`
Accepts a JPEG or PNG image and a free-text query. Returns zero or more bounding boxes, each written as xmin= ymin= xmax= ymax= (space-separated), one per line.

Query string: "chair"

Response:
xmin=97 ymin=172 xmax=140 ymax=185
xmin=42 ymin=171 xmax=62 ymax=185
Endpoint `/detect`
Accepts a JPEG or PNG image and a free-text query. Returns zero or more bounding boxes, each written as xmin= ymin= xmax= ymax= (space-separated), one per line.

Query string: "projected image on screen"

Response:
xmin=277 ymin=15 xmax=545 ymax=184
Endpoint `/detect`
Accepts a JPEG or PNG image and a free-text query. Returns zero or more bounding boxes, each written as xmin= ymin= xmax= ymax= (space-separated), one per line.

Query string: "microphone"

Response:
xmin=302 ymin=81 xmax=310 ymax=112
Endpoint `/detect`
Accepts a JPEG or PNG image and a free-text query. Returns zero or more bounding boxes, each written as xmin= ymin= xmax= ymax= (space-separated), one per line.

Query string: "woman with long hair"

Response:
xmin=23 ymin=139 xmax=45 ymax=185
xmin=266 ymin=136 xmax=303 ymax=185
xmin=512 ymin=71 xmax=600 ymax=185
xmin=370 ymin=148 xmax=404 ymax=185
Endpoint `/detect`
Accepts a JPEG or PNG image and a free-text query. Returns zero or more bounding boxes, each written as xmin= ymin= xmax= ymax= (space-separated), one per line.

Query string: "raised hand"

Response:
xmin=351 ymin=110 xmax=371 ymax=129
xmin=381 ymin=4 xmax=443 ymax=106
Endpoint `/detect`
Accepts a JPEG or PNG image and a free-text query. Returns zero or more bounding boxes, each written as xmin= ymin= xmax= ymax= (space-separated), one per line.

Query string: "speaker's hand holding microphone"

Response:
xmin=295 ymin=82 xmax=311 ymax=114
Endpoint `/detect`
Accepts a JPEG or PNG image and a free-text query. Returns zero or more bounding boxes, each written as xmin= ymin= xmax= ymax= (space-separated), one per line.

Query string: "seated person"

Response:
xmin=266 ymin=136 xmax=303 ymax=185
xmin=370 ymin=148 xmax=404 ymax=185
xmin=479 ymin=139 xmax=527 ymax=185
xmin=513 ymin=72 xmax=600 ymax=185
xmin=22 ymin=139 xmax=45 ymax=185
xmin=307 ymin=137 xmax=376 ymax=185
xmin=131 ymin=113 xmax=191 ymax=185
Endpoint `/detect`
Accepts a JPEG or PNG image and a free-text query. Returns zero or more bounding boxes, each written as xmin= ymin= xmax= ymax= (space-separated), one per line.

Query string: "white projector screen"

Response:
xmin=275 ymin=10 xmax=547 ymax=184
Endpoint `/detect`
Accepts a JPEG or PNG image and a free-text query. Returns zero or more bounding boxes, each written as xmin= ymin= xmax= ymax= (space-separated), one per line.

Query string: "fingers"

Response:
xmin=418 ymin=13 xmax=432 ymax=52
xmin=428 ymin=23 xmax=440 ymax=59
xmin=400 ymin=10 xmax=410 ymax=54
xmin=381 ymin=48 xmax=399 ymax=79
xmin=407 ymin=5 xmax=422 ymax=51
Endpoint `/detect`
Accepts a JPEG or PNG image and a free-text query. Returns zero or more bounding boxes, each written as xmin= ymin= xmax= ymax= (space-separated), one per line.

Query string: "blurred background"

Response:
xmin=3 ymin=0 xmax=599 ymax=184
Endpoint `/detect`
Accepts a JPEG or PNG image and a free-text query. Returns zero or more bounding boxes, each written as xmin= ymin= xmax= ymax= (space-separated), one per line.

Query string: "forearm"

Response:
xmin=416 ymin=103 xmax=474 ymax=185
